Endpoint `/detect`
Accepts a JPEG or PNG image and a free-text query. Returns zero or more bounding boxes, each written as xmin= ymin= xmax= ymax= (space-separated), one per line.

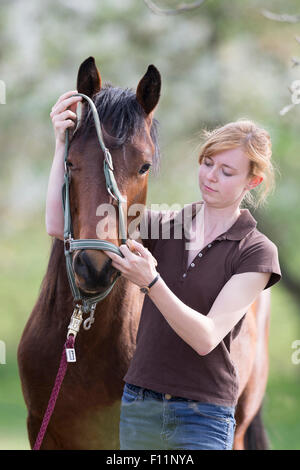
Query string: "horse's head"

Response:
xmin=67 ymin=56 xmax=161 ymax=295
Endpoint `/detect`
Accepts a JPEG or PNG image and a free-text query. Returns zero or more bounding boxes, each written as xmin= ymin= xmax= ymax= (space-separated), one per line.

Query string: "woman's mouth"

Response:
xmin=203 ymin=184 xmax=217 ymax=192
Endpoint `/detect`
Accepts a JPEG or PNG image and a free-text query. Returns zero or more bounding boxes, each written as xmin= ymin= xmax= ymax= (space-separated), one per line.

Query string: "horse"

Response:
xmin=18 ymin=56 xmax=270 ymax=450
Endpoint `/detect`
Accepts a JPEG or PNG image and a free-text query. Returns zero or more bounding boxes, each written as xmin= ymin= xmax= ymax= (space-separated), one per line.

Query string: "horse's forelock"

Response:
xmin=79 ymin=84 xmax=161 ymax=174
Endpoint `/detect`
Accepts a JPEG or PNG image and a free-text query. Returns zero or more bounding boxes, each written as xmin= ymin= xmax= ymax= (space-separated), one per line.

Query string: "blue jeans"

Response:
xmin=120 ymin=383 xmax=236 ymax=450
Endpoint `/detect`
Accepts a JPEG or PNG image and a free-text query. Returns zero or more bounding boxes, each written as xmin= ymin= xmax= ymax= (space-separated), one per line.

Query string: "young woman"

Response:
xmin=47 ymin=91 xmax=281 ymax=450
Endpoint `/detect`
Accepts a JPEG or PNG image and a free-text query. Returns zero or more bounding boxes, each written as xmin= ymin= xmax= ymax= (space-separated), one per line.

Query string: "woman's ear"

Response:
xmin=246 ymin=175 xmax=263 ymax=190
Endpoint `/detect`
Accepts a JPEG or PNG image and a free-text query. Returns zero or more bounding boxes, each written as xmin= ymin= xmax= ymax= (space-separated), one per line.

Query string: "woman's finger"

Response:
xmin=50 ymin=91 xmax=78 ymax=114
xmin=129 ymin=239 xmax=158 ymax=266
xmin=111 ymin=261 xmax=124 ymax=272
xmin=103 ymin=250 xmax=121 ymax=261
xmin=54 ymin=119 xmax=76 ymax=129
xmin=57 ymin=90 xmax=79 ymax=103
xmin=52 ymin=110 xmax=77 ymax=122
xmin=128 ymin=239 xmax=150 ymax=257
xmin=119 ymin=244 xmax=136 ymax=261
xmin=51 ymin=95 xmax=82 ymax=116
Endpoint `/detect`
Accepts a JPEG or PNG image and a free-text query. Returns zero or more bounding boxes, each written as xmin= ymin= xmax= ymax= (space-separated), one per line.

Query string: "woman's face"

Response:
xmin=198 ymin=147 xmax=261 ymax=208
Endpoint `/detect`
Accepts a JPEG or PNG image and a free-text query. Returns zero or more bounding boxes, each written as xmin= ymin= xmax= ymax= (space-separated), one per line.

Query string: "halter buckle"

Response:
xmin=64 ymin=236 xmax=74 ymax=253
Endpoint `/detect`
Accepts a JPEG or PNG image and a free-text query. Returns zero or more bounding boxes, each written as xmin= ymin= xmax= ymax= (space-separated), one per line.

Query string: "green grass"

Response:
xmin=0 ymin=213 xmax=299 ymax=450
xmin=264 ymin=375 xmax=300 ymax=450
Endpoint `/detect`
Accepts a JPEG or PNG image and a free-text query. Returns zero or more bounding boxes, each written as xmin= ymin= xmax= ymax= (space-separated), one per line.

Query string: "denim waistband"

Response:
xmin=125 ymin=382 xmax=191 ymax=402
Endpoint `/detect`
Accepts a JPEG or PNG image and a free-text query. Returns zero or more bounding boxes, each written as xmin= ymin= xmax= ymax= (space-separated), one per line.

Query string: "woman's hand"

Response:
xmin=104 ymin=239 xmax=158 ymax=288
xmin=50 ymin=90 xmax=82 ymax=145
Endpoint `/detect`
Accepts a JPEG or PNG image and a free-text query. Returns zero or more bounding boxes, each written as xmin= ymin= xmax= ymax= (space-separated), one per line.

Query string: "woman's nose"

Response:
xmin=207 ymin=167 xmax=218 ymax=181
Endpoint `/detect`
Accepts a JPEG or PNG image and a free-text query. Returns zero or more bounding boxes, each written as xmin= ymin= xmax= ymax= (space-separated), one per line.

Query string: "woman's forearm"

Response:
xmin=104 ymin=240 xmax=214 ymax=356
xmin=46 ymin=91 xmax=81 ymax=240
xmin=148 ymin=277 xmax=214 ymax=356
xmin=45 ymin=141 xmax=65 ymax=240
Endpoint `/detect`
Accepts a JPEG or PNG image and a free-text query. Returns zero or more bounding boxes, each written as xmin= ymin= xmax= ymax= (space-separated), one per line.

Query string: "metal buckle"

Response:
xmin=67 ymin=304 xmax=83 ymax=339
xmin=83 ymin=303 xmax=97 ymax=330
xmin=64 ymin=236 xmax=74 ymax=253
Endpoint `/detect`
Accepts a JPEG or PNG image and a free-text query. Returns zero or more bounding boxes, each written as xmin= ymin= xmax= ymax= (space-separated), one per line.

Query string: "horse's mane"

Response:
xmin=76 ymin=83 xmax=161 ymax=174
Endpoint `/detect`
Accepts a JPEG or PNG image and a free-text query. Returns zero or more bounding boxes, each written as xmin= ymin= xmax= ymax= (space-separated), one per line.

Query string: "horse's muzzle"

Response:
xmin=73 ymin=249 xmax=119 ymax=294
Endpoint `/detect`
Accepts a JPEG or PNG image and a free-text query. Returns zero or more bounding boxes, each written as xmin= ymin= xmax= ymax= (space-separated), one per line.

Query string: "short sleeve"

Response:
xmin=233 ymin=238 xmax=282 ymax=290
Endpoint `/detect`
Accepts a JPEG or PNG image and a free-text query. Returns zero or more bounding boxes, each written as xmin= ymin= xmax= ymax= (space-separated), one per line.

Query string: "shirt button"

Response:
xmin=183 ymin=273 xmax=187 ymax=278
xmin=191 ymin=262 xmax=195 ymax=267
xmin=165 ymin=393 xmax=172 ymax=400
xmin=198 ymin=253 xmax=203 ymax=257
xmin=208 ymin=244 xmax=212 ymax=248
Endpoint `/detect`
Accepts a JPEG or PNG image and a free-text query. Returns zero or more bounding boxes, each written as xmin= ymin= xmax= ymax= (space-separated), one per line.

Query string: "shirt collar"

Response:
xmin=179 ymin=200 xmax=257 ymax=241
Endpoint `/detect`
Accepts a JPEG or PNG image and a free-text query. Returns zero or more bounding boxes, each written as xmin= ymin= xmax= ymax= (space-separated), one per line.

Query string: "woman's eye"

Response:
xmin=205 ymin=161 xmax=232 ymax=176
xmin=66 ymin=161 xmax=73 ymax=168
xmin=139 ymin=163 xmax=151 ymax=175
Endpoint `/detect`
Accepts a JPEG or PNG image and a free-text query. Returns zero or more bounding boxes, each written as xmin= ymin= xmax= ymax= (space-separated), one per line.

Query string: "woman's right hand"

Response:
xmin=50 ymin=90 xmax=83 ymax=145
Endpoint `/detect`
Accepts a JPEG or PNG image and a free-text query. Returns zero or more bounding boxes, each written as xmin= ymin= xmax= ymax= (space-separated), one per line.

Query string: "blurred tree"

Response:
xmin=0 ymin=0 xmax=299 ymax=301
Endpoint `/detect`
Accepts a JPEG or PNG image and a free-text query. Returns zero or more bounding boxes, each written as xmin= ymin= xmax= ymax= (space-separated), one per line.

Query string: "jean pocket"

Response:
xmin=189 ymin=402 xmax=231 ymax=423
xmin=122 ymin=383 xmax=140 ymax=403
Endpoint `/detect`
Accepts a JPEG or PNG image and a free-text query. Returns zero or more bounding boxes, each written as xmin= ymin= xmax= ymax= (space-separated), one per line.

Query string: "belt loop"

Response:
xmin=138 ymin=387 xmax=144 ymax=400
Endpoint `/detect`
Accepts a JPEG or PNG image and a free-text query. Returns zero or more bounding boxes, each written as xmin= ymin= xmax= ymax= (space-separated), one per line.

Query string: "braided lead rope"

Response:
xmin=33 ymin=335 xmax=75 ymax=450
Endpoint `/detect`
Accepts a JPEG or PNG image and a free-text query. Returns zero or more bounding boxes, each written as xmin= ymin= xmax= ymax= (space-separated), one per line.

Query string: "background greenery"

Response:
xmin=0 ymin=0 xmax=299 ymax=450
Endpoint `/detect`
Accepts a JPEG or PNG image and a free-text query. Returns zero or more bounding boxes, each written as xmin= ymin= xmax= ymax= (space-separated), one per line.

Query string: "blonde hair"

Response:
xmin=198 ymin=119 xmax=277 ymax=210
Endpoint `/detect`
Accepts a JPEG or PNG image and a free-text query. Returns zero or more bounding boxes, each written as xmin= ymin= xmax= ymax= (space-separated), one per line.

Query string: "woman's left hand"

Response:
xmin=103 ymin=239 xmax=158 ymax=287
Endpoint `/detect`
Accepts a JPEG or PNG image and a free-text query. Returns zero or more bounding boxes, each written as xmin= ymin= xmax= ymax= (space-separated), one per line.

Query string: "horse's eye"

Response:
xmin=139 ymin=163 xmax=151 ymax=175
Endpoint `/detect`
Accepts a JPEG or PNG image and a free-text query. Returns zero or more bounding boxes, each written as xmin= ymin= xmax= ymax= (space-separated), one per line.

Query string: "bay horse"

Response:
xmin=18 ymin=56 xmax=270 ymax=450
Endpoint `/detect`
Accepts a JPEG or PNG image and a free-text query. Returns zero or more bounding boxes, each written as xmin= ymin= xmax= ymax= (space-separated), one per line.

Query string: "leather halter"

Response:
xmin=62 ymin=93 xmax=127 ymax=312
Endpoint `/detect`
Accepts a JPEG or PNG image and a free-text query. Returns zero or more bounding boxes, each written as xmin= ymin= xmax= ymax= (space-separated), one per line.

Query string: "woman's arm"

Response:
xmin=104 ymin=240 xmax=271 ymax=356
xmin=45 ymin=140 xmax=65 ymax=240
xmin=45 ymin=90 xmax=82 ymax=240
xmin=149 ymin=270 xmax=271 ymax=355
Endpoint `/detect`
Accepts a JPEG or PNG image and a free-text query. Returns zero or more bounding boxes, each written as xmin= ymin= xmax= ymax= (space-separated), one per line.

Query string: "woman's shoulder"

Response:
xmin=239 ymin=225 xmax=279 ymax=255
xmin=232 ymin=225 xmax=281 ymax=289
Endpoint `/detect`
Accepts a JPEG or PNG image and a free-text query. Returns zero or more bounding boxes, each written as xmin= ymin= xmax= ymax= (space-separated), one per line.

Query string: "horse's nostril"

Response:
xmin=74 ymin=251 xmax=117 ymax=291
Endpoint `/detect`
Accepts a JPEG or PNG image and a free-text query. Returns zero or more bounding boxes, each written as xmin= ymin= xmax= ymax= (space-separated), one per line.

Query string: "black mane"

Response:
xmin=77 ymin=83 xmax=160 ymax=174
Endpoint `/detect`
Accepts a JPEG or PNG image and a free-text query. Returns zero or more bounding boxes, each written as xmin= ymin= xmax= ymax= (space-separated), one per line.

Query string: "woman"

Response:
xmin=47 ymin=91 xmax=281 ymax=450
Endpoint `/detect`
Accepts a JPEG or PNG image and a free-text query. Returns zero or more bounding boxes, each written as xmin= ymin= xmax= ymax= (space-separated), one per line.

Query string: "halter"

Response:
xmin=62 ymin=93 xmax=127 ymax=314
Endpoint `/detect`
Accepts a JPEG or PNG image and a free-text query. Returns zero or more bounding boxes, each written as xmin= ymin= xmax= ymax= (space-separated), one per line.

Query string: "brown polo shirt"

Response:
xmin=124 ymin=201 xmax=282 ymax=406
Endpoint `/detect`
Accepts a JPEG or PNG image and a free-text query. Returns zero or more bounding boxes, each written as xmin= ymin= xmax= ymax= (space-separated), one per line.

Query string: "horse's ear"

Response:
xmin=136 ymin=65 xmax=161 ymax=116
xmin=76 ymin=56 xmax=102 ymax=98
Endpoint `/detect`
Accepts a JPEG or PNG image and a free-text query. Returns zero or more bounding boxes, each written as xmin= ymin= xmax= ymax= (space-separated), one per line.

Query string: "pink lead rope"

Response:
xmin=33 ymin=335 xmax=75 ymax=450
